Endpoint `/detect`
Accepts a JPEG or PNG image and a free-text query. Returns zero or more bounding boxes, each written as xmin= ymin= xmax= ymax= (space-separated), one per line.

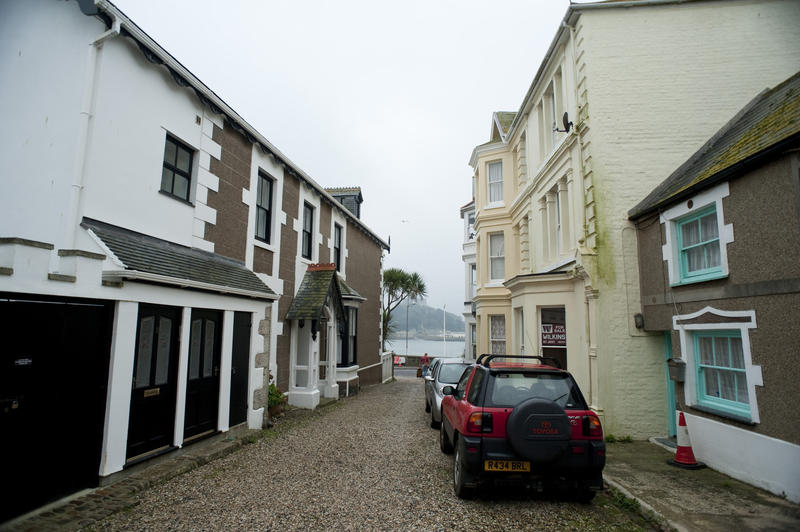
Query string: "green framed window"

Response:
xmin=694 ymin=331 xmax=750 ymax=419
xmin=676 ymin=206 xmax=722 ymax=283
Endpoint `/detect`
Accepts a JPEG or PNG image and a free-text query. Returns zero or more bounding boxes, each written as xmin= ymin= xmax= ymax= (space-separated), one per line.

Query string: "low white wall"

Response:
xmin=685 ymin=412 xmax=800 ymax=503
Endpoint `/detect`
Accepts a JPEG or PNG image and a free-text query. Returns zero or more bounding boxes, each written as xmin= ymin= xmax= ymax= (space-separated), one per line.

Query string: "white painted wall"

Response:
xmin=685 ymin=412 xmax=800 ymax=503
xmin=81 ymin=35 xmax=209 ymax=247
xmin=0 ymin=0 xmax=226 ymax=255
xmin=578 ymin=0 xmax=800 ymax=437
xmin=0 ymin=0 xmax=101 ymax=246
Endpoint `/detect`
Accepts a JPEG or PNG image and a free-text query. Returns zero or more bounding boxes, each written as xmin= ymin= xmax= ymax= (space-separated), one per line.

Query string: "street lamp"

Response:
xmin=443 ymin=304 xmax=447 ymax=357
xmin=405 ymin=299 xmax=416 ymax=359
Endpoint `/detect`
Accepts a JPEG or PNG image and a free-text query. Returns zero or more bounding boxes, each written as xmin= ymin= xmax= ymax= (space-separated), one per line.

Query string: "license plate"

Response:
xmin=484 ymin=460 xmax=530 ymax=472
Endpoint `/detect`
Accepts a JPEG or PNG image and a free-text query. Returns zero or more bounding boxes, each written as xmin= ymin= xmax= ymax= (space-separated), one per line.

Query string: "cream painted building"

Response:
xmin=469 ymin=0 xmax=800 ymax=437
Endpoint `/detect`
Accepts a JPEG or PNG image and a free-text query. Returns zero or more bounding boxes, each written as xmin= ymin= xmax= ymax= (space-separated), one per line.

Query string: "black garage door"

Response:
xmin=0 ymin=295 xmax=113 ymax=522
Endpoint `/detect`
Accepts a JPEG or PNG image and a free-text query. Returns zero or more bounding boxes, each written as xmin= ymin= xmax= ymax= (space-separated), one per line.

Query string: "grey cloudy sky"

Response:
xmin=113 ymin=0 xmax=569 ymax=313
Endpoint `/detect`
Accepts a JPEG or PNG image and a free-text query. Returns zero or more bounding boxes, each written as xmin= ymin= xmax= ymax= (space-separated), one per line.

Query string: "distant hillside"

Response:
xmin=389 ymin=300 xmax=464 ymax=334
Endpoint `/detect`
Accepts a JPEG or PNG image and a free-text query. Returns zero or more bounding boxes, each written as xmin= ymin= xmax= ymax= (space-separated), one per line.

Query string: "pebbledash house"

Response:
xmin=0 ymin=0 xmax=388 ymax=521
xmin=629 ymin=72 xmax=800 ymax=503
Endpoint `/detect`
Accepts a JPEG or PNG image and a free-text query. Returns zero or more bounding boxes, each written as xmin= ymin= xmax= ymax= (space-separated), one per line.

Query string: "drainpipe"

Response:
xmin=562 ymin=18 xmax=588 ymax=249
xmin=62 ymin=13 xmax=120 ymax=252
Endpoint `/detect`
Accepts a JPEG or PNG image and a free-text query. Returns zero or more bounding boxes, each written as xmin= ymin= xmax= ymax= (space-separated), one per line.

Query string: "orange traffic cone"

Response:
xmin=668 ymin=411 xmax=705 ymax=469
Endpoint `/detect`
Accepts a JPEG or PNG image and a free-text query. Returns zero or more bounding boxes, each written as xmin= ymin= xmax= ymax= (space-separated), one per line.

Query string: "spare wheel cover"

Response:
xmin=506 ymin=398 xmax=570 ymax=463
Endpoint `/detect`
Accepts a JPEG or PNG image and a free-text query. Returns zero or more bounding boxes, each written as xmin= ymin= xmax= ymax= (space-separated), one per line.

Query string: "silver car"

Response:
xmin=425 ymin=358 xmax=471 ymax=429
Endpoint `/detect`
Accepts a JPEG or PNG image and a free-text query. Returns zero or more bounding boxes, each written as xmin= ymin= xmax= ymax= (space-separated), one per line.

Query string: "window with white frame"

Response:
xmin=554 ymin=186 xmax=562 ymax=256
xmin=470 ymin=265 xmax=476 ymax=297
xmin=487 ymin=161 xmax=503 ymax=204
xmin=470 ymin=324 xmax=476 ymax=360
xmin=661 ymin=182 xmax=732 ymax=286
xmin=302 ymin=202 xmax=314 ymax=260
xmin=694 ymin=331 xmax=750 ymax=418
xmin=255 ymin=171 xmax=274 ymax=244
xmin=467 ymin=213 xmax=475 ymax=240
xmin=673 ymin=307 xmax=761 ymax=423
xmin=677 ymin=206 xmax=721 ymax=281
xmin=489 ymin=315 xmax=506 ymax=355
xmin=489 ymin=232 xmax=505 ymax=281
xmin=334 ymin=223 xmax=342 ymax=271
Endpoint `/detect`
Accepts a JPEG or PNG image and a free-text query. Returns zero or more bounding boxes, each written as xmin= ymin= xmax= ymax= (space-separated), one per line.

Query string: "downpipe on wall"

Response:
xmin=62 ymin=14 xmax=121 ymax=252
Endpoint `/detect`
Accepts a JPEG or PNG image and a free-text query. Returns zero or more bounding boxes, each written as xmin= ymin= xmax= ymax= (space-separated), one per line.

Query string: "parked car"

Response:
xmin=425 ymin=358 xmax=471 ymax=429
xmin=439 ymin=354 xmax=605 ymax=501
xmin=420 ymin=358 xmax=437 ymax=378
xmin=421 ymin=357 xmax=440 ymax=379
xmin=423 ymin=358 xmax=442 ymax=412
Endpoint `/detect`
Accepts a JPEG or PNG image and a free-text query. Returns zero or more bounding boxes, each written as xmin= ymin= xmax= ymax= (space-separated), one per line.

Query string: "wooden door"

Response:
xmin=184 ymin=309 xmax=222 ymax=441
xmin=127 ymin=305 xmax=181 ymax=461
xmin=1 ymin=296 xmax=113 ymax=521
xmin=229 ymin=312 xmax=251 ymax=427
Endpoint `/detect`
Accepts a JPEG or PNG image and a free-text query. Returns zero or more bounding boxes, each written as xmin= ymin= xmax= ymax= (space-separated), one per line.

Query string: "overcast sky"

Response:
xmin=113 ymin=0 xmax=569 ymax=313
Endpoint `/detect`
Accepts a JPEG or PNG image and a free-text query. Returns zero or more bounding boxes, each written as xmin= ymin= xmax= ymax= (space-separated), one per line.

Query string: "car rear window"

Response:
xmin=438 ymin=363 xmax=470 ymax=384
xmin=486 ymin=371 xmax=587 ymax=409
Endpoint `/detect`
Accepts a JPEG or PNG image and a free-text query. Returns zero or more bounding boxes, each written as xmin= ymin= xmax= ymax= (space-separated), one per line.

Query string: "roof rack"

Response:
xmin=476 ymin=354 xmax=562 ymax=370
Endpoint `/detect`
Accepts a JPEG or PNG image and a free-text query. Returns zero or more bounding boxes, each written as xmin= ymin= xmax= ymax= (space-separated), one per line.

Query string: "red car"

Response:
xmin=439 ymin=355 xmax=605 ymax=501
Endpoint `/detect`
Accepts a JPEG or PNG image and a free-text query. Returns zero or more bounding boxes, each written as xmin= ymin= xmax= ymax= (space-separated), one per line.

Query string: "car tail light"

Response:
xmin=467 ymin=412 xmax=493 ymax=433
xmin=582 ymin=414 xmax=603 ymax=438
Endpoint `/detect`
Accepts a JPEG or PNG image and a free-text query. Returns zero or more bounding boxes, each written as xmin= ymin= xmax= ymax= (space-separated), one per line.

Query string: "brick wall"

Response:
xmin=578 ymin=0 xmax=800 ymax=437
xmin=206 ymin=122 xmax=251 ymax=262
xmin=343 ymin=224 xmax=384 ymax=385
xmin=318 ymin=203 xmax=331 ymax=264
xmin=275 ymin=172 xmax=300 ymax=390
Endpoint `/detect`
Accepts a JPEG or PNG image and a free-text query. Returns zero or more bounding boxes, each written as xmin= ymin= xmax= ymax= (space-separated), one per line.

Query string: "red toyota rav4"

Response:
xmin=439 ymin=355 xmax=605 ymax=501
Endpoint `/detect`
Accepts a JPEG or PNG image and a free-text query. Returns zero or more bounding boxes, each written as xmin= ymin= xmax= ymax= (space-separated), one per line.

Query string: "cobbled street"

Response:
xmin=94 ymin=377 xmax=657 ymax=531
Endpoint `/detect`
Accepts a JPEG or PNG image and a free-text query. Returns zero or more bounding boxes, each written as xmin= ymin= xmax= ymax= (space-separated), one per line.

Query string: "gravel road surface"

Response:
xmin=94 ymin=377 xmax=657 ymax=531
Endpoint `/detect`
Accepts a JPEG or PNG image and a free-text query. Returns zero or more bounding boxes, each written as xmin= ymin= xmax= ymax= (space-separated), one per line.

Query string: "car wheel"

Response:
xmin=430 ymin=408 xmax=440 ymax=429
xmin=453 ymin=437 xmax=476 ymax=499
xmin=574 ymin=488 xmax=596 ymax=504
xmin=439 ymin=421 xmax=453 ymax=454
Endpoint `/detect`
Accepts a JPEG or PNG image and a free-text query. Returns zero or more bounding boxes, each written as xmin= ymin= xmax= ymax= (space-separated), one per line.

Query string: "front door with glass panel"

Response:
xmin=127 ymin=305 xmax=181 ymax=461
xmin=184 ymin=309 xmax=222 ymax=441
xmin=540 ymin=307 xmax=566 ymax=370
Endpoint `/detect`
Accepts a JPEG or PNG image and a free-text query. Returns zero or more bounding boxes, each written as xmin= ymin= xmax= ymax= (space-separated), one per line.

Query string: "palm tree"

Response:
xmin=381 ymin=268 xmax=427 ymax=352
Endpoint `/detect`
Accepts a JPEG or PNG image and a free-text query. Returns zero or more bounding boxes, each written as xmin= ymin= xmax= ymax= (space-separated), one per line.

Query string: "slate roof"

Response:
xmin=629 ymin=71 xmax=800 ymax=219
xmin=82 ymin=218 xmax=276 ymax=299
xmin=325 ymin=187 xmax=362 ymax=196
xmin=76 ymin=1 xmax=388 ymax=252
xmin=286 ymin=265 xmax=341 ymax=320
xmin=337 ymin=276 xmax=364 ymax=301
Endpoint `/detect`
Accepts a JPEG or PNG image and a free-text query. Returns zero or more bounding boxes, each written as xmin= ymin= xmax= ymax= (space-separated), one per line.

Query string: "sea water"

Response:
xmin=387 ymin=337 xmax=465 ymax=358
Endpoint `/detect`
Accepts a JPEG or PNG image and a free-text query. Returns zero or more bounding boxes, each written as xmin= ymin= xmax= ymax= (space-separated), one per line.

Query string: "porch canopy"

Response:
xmin=285 ymin=264 xmax=347 ymax=337
xmin=82 ymin=217 xmax=277 ymax=300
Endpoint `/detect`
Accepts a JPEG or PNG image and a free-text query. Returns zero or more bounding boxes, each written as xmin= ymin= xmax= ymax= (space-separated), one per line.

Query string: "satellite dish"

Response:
xmin=562 ymin=112 xmax=573 ymax=132
xmin=554 ymin=112 xmax=573 ymax=133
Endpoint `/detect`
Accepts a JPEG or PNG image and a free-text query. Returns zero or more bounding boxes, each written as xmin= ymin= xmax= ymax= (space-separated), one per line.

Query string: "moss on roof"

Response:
xmin=495 ymin=111 xmax=517 ymax=134
xmin=286 ymin=266 xmax=338 ymax=320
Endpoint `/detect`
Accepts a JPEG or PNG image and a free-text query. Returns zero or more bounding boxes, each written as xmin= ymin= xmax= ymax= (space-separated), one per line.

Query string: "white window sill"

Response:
xmin=485 ymin=201 xmax=505 ymax=210
xmin=485 ymin=280 xmax=505 ymax=287
xmin=254 ymin=238 xmax=276 ymax=253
